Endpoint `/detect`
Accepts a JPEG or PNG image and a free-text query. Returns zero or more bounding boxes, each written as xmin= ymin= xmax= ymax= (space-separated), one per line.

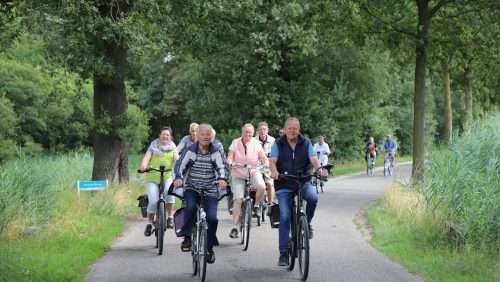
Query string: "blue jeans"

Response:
xmin=179 ymin=189 xmax=219 ymax=247
xmin=276 ymin=182 xmax=318 ymax=253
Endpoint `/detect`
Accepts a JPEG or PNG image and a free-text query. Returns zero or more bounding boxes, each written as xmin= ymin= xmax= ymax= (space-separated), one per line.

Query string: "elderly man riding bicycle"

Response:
xmin=173 ymin=124 xmax=229 ymax=264
xmin=270 ymin=117 xmax=327 ymax=266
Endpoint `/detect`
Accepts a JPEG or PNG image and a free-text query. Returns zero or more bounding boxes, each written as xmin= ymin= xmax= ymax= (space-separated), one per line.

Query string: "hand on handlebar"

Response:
xmin=174 ymin=179 xmax=183 ymax=187
xmin=270 ymin=170 xmax=279 ymax=180
xmin=218 ymin=179 xmax=227 ymax=190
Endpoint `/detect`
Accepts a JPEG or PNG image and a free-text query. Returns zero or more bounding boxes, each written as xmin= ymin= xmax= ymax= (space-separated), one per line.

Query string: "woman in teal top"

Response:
xmin=140 ymin=127 xmax=179 ymax=237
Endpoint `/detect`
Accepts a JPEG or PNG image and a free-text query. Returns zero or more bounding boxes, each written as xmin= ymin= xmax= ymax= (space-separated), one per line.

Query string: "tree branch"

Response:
xmin=359 ymin=3 xmax=417 ymax=39
xmin=429 ymin=0 xmax=455 ymax=18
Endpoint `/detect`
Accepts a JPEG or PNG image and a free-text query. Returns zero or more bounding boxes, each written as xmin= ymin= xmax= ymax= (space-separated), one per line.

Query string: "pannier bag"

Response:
xmin=173 ymin=207 xmax=185 ymax=237
xmin=268 ymin=203 xmax=280 ymax=229
xmin=137 ymin=194 xmax=149 ymax=218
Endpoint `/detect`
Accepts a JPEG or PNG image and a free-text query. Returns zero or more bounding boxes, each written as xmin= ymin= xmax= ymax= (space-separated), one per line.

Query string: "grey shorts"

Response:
xmin=231 ymin=174 xmax=265 ymax=199
xmin=146 ymin=179 xmax=175 ymax=213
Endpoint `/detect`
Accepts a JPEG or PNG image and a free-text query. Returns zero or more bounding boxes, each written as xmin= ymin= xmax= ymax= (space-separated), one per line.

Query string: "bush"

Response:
xmin=417 ymin=113 xmax=500 ymax=247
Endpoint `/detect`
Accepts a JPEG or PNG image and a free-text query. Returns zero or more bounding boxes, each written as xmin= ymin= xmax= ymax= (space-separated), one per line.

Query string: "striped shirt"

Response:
xmin=185 ymin=152 xmax=218 ymax=197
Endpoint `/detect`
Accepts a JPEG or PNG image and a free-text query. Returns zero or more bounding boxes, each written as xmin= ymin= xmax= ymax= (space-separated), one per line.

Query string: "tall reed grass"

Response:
xmin=0 ymin=153 xmax=94 ymax=240
xmin=417 ymin=113 xmax=499 ymax=248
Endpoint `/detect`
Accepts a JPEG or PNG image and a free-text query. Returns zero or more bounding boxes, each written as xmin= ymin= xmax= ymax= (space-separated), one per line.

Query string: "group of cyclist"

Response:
xmin=364 ymin=134 xmax=399 ymax=167
xmin=140 ymin=118 xmax=397 ymax=268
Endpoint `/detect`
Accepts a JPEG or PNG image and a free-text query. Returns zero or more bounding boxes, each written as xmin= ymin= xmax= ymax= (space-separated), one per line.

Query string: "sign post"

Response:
xmin=77 ymin=180 xmax=108 ymax=197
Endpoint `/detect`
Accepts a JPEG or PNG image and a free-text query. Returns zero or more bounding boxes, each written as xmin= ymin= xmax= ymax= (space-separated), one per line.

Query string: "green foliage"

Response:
xmin=417 ymin=113 xmax=500 ymax=246
xmin=118 ymin=103 xmax=150 ymax=154
xmin=0 ymin=96 xmax=18 ymax=162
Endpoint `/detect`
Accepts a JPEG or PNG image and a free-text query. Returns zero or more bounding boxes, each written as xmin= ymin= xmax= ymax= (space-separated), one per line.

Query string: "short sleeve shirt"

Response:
xmin=229 ymin=137 xmax=263 ymax=179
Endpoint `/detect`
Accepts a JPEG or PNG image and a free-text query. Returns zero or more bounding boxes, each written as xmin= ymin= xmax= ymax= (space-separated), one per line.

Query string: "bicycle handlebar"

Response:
xmin=231 ymin=163 xmax=260 ymax=169
xmin=137 ymin=166 xmax=172 ymax=174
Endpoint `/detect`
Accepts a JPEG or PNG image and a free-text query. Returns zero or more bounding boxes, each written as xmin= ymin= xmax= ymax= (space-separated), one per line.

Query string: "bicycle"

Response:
xmin=366 ymin=153 xmax=375 ymax=175
xmin=312 ymin=164 xmax=333 ymax=193
xmin=315 ymin=151 xmax=330 ymax=193
xmin=170 ymin=182 xmax=230 ymax=282
xmin=383 ymin=152 xmax=394 ymax=176
xmin=278 ymin=168 xmax=322 ymax=281
xmin=231 ymin=163 xmax=259 ymax=251
xmin=137 ymin=165 xmax=170 ymax=255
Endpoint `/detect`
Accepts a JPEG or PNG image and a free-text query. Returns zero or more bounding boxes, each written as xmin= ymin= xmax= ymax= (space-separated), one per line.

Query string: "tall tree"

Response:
xmin=18 ymin=1 xmax=170 ymax=182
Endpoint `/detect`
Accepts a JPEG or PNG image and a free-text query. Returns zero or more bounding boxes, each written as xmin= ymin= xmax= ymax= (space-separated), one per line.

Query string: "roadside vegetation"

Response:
xmin=0 ymin=153 xmax=141 ymax=281
xmin=367 ymin=113 xmax=499 ymax=281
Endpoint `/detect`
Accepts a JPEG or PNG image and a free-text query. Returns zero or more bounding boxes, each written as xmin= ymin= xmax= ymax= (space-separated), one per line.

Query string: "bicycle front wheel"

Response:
xmin=287 ymin=236 xmax=295 ymax=271
xmin=191 ymin=226 xmax=198 ymax=275
xmin=298 ymin=216 xmax=310 ymax=281
xmin=157 ymin=201 xmax=166 ymax=255
xmin=243 ymin=200 xmax=252 ymax=251
xmin=197 ymin=221 xmax=208 ymax=282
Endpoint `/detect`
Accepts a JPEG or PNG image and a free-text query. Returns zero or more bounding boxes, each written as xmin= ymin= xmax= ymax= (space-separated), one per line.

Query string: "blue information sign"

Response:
xmin=77 ymin=180 xmax=108 ymax=197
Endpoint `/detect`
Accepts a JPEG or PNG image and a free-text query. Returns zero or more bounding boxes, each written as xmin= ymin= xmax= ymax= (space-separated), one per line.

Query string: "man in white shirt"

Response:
xmin=313 ymin=136 xmax=330 ymax=166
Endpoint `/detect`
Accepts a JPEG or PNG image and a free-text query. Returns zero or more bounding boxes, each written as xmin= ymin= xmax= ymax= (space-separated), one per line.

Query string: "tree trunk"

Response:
xmin=91 ymin=49 xmax=129 ymax=182
xmin=91 ymin=1 xmax=129 ymax=183
xmin=442 ymin=59 xmax=452 ymax=146
xmin=463 ymin=55 xmax=473 ymax=129
xmin=412 ymin=1 xmax=431 ymax=181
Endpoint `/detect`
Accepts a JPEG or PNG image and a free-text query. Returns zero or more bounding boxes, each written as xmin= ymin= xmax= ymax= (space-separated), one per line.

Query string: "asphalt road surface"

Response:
xmin=86 ymin=163 xmax=422 ymax=282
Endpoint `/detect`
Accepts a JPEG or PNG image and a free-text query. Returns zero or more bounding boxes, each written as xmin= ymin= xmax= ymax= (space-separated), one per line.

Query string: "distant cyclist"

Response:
xmin=313 ymin=136 xmax=330 ymax=167
xmin=227 ymin=124 xmax=269 ymax=239
xmin=365 ymin=136 xmax=377 ymax=166
xmin=255 ymin=121 xmax=276 ymax=204
xmin=381 ymin=134 xmax=398 ymax=166
xmin=140 ymin=127 xmax=179 ymax=236
xmin=177 ymin=123 xmax=198 ymax=156
xmin=173 ymin=124 xmax=229 ymax=264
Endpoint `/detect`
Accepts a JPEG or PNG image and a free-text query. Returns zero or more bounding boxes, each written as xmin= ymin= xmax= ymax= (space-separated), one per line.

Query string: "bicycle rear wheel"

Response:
xmin=243 ymin=199 xmax=252 ymax=251
xmin=157 ymin=201 xmax=166 ymax=255
xmin=227 ymin=194 xmax=233 ymax=215
xmin=298 ymin=216 xmax=310 ymax=281
xmin=197 ymin=221 xmax=208 ymax=282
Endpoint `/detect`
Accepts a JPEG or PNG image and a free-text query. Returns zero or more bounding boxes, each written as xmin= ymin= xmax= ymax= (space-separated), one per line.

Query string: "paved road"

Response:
xmin=86 ymin=164 xmax=422 ymax=282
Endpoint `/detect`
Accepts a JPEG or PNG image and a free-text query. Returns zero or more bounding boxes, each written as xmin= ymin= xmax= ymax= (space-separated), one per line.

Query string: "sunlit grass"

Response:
xmin=368 ymin=184 xmax=499 ymax=282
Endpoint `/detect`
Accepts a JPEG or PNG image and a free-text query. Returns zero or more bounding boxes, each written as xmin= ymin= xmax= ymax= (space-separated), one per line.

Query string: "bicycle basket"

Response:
xmin=137 ymin=194 xmax=148 ymax=218
xmin=268 ymin=203 xmax=280 ymax=229
xmin=173 ymin=207 xmax=185 ymax=237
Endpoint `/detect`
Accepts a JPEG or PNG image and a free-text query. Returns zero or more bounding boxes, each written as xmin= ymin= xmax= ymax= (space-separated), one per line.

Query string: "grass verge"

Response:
xmin=366 ymin=183 xmax=499 ymax=282
xmin=0 ymin=154 xmax=142 ymax=281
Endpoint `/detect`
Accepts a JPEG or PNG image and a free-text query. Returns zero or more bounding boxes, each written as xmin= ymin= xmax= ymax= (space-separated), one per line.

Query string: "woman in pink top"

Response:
xmin=227 ymin=124 xmax=269 ymax=239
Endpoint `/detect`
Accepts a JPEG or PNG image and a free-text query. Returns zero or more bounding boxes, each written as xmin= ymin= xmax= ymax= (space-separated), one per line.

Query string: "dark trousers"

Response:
xmin=179 ymin=189 xmax=219 ymax=247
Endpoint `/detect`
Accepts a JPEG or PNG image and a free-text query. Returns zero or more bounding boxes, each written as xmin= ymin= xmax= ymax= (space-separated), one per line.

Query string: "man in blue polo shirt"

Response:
xmin=269 ymin=117 xmax=327 ymax=267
